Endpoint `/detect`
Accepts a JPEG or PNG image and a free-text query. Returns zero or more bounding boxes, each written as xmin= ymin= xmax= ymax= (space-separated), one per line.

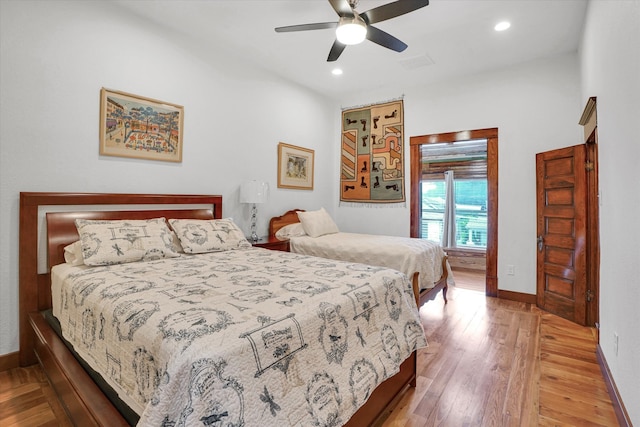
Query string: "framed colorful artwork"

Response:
xmin=99 ymin=88 xmax=184 ymax=162
xmin=277 ymin=142 xmax=314 ymax=190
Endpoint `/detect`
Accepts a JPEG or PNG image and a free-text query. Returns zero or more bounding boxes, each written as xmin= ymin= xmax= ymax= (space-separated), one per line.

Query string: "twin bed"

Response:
xmin=19 ymin=192 xmax=431 ymax=427
xmin=269 ymin=209 xmax=450 ymax=306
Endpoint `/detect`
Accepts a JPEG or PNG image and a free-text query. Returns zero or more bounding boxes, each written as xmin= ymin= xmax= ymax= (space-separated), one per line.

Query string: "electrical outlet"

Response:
xmin=614 ymin=333 xmax=619 ymax=356
xmin=507 ymin=265 xmax=515 ymax=275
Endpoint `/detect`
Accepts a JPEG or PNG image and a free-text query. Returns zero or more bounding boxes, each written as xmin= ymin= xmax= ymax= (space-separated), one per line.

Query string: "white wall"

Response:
xmin=0 ymin=1 xmax=335 ymax=355
xmin=580 ymin=1 xmax=640 ymax=423
xmin=334 ymin=54 xmax=583 ymax=295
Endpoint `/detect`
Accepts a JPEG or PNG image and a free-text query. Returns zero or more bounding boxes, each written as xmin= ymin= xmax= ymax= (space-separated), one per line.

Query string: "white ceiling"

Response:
xmin=113 ymin=0 xmax=588 ymax=99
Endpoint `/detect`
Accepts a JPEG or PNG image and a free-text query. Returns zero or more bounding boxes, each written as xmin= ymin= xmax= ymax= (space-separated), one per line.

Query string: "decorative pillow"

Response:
xmin=275 ymin=222 xmax=307 ymax=240
xmin=63 ymin=241 xmax=84 ymax=266
xmin=168 ymin=218 xmax=251 ymax=254
xmin=66 ymin=233 xmax=182 ymax=265
xmin=296 ymin=208 xmax=339 ymax=238
xmin=75 ymin=218 xmax=180 ymax=266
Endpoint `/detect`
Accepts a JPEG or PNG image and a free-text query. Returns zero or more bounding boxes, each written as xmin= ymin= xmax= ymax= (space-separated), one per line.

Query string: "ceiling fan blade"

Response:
xmin=361 ymin=0 xmax=429 ymax=25
xmin=366 ymin=25 xmax=408 ymax=52
xmin=327 ymin=40 xmax=347 ymax=62
xmin=328 ymin=0 xmax=354 ymax=18
xmin=275 ymin=22 xmax=338 ymax=32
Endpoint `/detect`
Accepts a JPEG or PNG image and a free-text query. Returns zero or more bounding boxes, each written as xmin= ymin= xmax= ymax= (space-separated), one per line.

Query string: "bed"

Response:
xmin=19 ymin=192 xmax=426 ymax=427
xmin=269 ymin=209 xmax=451 ymax=306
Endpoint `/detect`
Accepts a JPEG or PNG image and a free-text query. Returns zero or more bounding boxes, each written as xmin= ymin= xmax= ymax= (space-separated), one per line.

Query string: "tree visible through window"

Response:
xmin=419 ymin=138 xmax=488 ymax=249
xmin=422 ymin=179 xmax=487 ymax=248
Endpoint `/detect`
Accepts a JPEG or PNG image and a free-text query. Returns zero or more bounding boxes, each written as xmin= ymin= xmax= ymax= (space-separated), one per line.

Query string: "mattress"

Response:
xmin=289 ymin=232 xmax=447 ymax=291
xmin=51 ymin=247 xmax=427 ymax=426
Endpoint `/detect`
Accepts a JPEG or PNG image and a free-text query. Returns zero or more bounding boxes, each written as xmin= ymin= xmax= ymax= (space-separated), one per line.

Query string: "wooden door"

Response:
xmin=536 ymin=144 xmax=588 ymax=325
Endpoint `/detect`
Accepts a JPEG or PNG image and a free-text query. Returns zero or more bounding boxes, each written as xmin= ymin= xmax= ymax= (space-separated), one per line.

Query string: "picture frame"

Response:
xmin=99 ymin=88 xmax=184 ymax=162
xmin=277 ymin=142 xmax=314 ymax=190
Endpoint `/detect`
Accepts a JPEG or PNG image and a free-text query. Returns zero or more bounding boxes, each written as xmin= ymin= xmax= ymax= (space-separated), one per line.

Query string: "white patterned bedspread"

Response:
xmin=51 ymin=247 xmax=427 ymax=426
xmin=290 ymin=233 xmax=446 ymax=291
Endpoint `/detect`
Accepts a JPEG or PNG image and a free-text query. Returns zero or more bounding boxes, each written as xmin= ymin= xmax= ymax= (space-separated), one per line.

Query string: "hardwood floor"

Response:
xmin=450 ymin=268 xmax=487 ymax=293
xmin=382 ymin=277 xmax=618 ymax=426
xmin=1 ymin=274 xmax=619 ymax=426
xmin=0 ymin=363 xmax=71 ymax=427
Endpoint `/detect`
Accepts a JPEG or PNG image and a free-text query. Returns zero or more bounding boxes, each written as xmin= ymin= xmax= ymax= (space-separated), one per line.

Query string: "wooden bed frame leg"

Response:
xmin=411 ymin=273 xmax=420 ymax=308
xmin=441 ymin=256 xmax=449 ymax=304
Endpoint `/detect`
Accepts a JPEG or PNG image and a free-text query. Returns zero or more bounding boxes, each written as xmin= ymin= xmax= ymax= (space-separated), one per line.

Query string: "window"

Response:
xmin=419 ymin=139 xmax=488 ymax=249
xmin=422 ymin=179 xmax=487 ymax=248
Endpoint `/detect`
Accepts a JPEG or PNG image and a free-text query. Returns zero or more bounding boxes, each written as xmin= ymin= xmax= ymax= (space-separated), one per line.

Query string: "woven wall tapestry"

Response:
xmin=340 ymin=99 xmax=405 ymax=205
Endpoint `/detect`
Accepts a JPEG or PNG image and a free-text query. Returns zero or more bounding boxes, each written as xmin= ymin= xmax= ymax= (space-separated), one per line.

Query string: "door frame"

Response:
xmin=585 ymin=133 xmax=600 ymax=327
xmin=410 ymin=128 xmax=498 ymax=297
xmin=581 ymin=97 xmax=600 ymax=328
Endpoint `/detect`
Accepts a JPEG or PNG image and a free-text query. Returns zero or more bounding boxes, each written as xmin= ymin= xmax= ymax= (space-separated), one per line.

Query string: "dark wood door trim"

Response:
xmin=586 ymin=135 xmax=600 ymax=327
xmin=410 ymin=128 xmax=498 ymax=297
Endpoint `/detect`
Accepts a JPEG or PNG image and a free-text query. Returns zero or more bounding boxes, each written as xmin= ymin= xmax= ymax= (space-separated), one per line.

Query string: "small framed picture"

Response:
xmin=99 ymin=88 xmax=184 ymax=162
xmin=277 ymin=142 xmax=314 ymax=190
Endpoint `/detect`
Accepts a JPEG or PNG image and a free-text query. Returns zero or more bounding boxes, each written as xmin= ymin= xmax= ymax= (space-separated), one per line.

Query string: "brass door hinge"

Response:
xmin=585 ymin=161 xmax=594 ymax=171
xmin=586 ymin=289 xmax=594 ymax=302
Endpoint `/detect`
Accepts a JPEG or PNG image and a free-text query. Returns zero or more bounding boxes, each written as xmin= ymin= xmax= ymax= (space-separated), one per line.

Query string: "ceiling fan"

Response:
xmin=275 ymin=0 xmax=429 ymax=62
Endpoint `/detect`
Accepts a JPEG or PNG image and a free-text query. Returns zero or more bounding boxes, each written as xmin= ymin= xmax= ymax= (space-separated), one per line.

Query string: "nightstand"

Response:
xmin=251 ymin=236 xmax=290 ymax=252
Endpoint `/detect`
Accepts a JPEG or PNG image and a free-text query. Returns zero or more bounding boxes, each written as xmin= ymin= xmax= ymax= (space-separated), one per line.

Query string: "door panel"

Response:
xmin=536 ymin=145 xmax=587 ymax=325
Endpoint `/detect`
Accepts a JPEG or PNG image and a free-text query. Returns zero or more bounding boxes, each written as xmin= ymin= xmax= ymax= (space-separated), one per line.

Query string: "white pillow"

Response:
xmin=63 ymin=241 xmax=84 ymax=266
xmin=75 ymin=218 xmax=180 ymax=266
xmin=296 ymin=208 xmax=339 ymax=238
xmin=169 ymin=218 xmax=251 ymax=254
xmin=275 ymin=222 xmax=307 ymax=239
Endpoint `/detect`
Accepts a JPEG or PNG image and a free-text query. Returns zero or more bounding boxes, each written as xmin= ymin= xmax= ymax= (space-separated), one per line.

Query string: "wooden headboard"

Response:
xmin=268 ymin=208 xmax=305 ymax=237
xmin=19 ymin=192 xmax=222 ymax=366
xmin=46 ymin=209 xmax=216 ymax=270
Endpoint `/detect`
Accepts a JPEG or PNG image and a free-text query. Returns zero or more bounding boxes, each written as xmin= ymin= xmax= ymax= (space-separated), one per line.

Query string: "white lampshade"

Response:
xmin=336 ymin=17 xmax=367 ymax=45
xmin=240 ymin=180 xmax=269 ymax=204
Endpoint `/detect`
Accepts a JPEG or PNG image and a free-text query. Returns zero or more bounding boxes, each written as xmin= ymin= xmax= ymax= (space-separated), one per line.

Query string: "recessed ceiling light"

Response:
xmin=332 ymin=68 xmax=343 ymax=76
xmin=494 ymin=21 xmax=511 ymax=32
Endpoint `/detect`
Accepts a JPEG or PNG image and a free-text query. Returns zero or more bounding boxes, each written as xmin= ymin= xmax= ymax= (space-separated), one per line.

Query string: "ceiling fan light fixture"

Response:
xmin=336 ymin=16 xmax=367 ymax=45
xmin=494 ymin=21 xmax=511 ymax=31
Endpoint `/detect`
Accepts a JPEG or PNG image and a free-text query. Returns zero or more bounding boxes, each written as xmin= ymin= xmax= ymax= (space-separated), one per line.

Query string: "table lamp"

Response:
xmin=239 ymin=180 xmax=269 ymax=242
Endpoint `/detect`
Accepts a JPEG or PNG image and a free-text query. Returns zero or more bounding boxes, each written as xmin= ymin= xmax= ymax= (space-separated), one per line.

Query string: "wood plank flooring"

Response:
xmin=0 ymin=363 xmax=71 ymax=427
xmin=1 ymin=274 xmax=618 ymax=426
xmin=382 ymin=278 xmax=618 ymax=426
xmin=449 ymin=268 xmax=487 ymax=293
